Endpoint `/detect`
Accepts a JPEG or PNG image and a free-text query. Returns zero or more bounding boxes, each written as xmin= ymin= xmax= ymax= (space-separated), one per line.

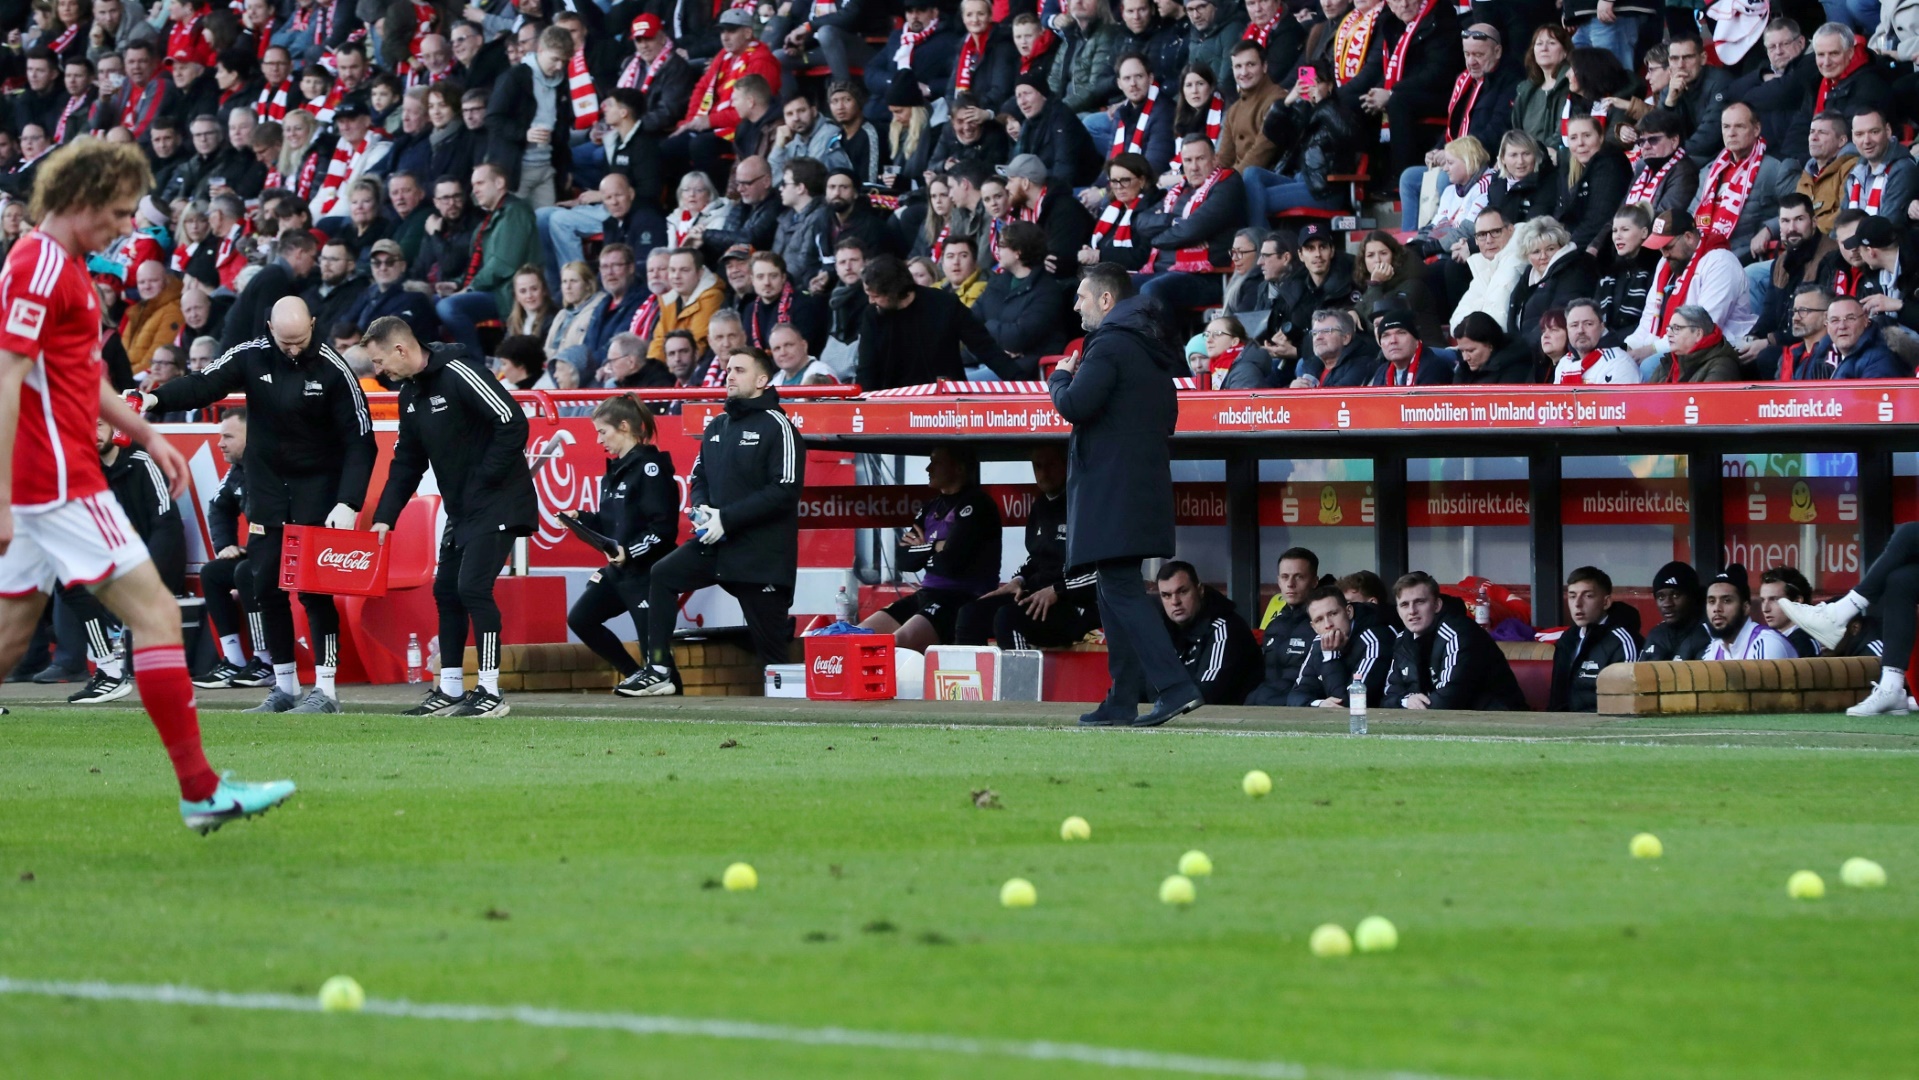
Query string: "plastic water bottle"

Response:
xmin=1474 ymin=582 xmax=1492 ymax=628
xmin=835 ymin=585 xmax=858 ymax=624
xmin=1348 ymin=676 xmax=1367 ymax=735
xmin=406 ymin=633 xmax=423 ymax=684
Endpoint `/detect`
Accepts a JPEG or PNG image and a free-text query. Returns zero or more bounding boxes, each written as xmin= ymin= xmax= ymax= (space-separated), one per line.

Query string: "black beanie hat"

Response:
xmin=1652 ymin=560 xmax=1701 ymax=596
xmin=1710 ymin=563 xmax=1751 ymax=603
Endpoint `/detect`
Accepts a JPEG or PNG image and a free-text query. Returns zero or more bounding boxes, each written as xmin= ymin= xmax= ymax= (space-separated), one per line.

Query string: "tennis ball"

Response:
xmin=1630 ymin=832 xmax=1663 ymax=859
xmin=1159 ymin=874 xmax=1196 ymax=905
xmin=1309 ymin=923 xmax=1352 ymax=957
xmin=1000 ymin=877 xmax=1037 ymax=908
xmin=1841 ymin=857 xmax=1887 ymax=889
xmin=1242 ymin=769 xmax=1273 ymax=797
xmin=1787 ymin=869 xmax=1825 ymax=899
xmin=1354 ymin=915 xmax=1398 ymax=953
xmin=722 ymin=862 xmax=758 ymax=892
xmin=1060 ymin=815 xmax=1092 ymax=841
xmin=317 ymin=975 xmax=365 ymax=1013
xmin=1178 ymin=850 xmax=1213 ymax=877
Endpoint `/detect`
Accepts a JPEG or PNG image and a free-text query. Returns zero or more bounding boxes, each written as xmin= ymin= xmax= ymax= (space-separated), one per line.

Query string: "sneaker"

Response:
xmin=615 ymin=666 xmax=679 ymax=698
xmin=31 ymin=663 xmax=85 ymax=685
xmin=287 ymin=689 xmax=341 ymax=714
xmin=1777 ymin=598 xmax=1851 ymax=651
xmin=402 ymin=687 xmax=466 ymax=716
xmin=227 ymin=658 xmax=275 ymax=688
xmin=449 ymin=688 xmax=510 ymax=717
xmin=1847 ymin=681 xmax=1912 ymax=717
xmin=193 ymin=660 xmax=246 ymax=689
xmin=67 ymin=670 xmax=132 ymax=704
xmin=244 ymin=688 xmax=300 ymax=714
xmin=180 ymin=772 xmax=297 ymax=834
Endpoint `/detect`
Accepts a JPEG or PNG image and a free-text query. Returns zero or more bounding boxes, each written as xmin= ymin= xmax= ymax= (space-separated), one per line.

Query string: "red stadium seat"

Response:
xmin=339 ymin=495 xmax=443 ymax=684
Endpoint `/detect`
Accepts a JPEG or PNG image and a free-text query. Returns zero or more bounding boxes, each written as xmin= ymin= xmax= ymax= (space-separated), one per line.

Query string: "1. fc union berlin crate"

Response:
xmin=279 ymin=525 xmax=392 ymax=597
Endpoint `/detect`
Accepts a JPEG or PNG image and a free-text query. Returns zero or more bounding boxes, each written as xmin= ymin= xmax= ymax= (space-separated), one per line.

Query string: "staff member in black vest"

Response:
xmin=623 ymin=345 xmax=806 ymax=696
xmin=363 ymin=315 xmax=538 ymax=719
xmin=1048 ymin=263 xmax=1203 ymax=727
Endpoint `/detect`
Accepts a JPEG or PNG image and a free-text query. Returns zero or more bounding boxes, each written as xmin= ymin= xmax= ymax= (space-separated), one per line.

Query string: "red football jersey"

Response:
xmin=1 ymin=230 xmax=108 ymax=510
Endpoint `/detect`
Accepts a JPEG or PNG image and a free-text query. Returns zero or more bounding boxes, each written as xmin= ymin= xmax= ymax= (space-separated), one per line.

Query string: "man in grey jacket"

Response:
xmin=775 ymin=156 xmax=835 ymax=293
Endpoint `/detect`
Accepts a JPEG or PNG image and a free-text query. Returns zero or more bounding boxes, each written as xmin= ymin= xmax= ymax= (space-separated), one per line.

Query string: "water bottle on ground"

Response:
xmin=406 ymin=633 xmax=423 ymax=684
xmin=1348 ymin=676 xmax=1367 ymax=736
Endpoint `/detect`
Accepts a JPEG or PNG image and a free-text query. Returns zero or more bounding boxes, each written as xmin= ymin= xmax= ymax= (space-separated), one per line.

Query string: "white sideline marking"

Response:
xmin=0 ymin=976 xmax=1481 ymax=1080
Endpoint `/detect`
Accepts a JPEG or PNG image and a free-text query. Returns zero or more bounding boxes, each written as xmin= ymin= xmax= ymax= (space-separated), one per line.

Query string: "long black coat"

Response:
xmin=1046 ymin=295 xmax=1179 ymax=567
xmin=484 ymin=60 xmax=574 ymax=191
xmin=972 ymin=270 xmax=1072 ymax=378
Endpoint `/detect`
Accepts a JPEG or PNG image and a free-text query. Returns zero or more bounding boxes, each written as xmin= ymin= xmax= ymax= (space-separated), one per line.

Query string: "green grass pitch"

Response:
xmin=2 ymin=705 xmax=1916 ymax=1079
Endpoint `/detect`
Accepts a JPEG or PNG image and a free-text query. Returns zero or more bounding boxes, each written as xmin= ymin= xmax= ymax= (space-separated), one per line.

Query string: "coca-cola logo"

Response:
xmin=812 ymin=656 xmax=844 ymax=676
xmin=316 ymin=547 xmax=375 ymax=571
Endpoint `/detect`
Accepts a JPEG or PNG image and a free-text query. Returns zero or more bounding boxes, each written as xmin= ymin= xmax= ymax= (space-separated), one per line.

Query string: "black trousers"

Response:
xmin=645 ymin=544 xmax=795 ymax=670
xmin=255 ymin=523 xmax=341 ymax=668
xmin=435 ymin=529 xmax=517 ymax=675
xmin=1095 ymin=558 xmax=1192 ymax=705
xmin=952 ymin=591 xmax=1101 ymax=649
xmin=200 ymin=552 xmax=261 ymax=644
xmin=1857 ymin=521 xmax=1919 ymax=666
xmin=567 ymin=565 xmax=653 ymax=677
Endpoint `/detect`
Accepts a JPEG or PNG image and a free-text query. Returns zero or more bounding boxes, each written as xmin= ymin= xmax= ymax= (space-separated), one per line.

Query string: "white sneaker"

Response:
xmin=1778 ymin=598 xmax=1851 ymax=651
xmin=1846 ymin=682 xmax=1912 ymax=717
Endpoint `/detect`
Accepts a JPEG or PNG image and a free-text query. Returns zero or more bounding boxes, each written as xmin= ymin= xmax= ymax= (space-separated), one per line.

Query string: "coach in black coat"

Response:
xmin=1047 ymin=270 xmax=1200 ymax=727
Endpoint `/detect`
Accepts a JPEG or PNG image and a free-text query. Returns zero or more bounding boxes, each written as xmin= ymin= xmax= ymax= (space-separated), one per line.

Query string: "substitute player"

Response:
xmin=192 ymin=407 xmax=276 ymax=690
xmin=147 ymin=295 xmax=375 ymax=714
xmin=0 ymin=136 xmax=293 ymax=832
xmin=363 ymin=315 xmax=537 ymax=719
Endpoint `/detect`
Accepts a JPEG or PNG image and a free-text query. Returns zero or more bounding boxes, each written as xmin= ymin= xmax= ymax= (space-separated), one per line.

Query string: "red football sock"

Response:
xmin=134 ymin=645 xmax=219 ymax=803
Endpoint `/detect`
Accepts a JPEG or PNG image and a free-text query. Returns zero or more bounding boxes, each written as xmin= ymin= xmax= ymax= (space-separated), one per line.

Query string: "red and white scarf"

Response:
xmin=1111 ymin=81 xmax=1158 ymax=158
xmin=305 ymin=81 xmax=344 ymax=126
xmin=1625 ymin=147 xmax=1686 ymax=208
xmin=51 ymin=91 xmax=90 ymax=143
xmin=1244 ymin=10 xmax=1284 ymax=46
xmin=170 ymin=242 xmax=194 ymax=274
xmin=955 ymin=29 xmax=990 ymax=92
xmin=1695 ymin=137 xmax=1766 ymax=242
xmin=293 ymin=145 xmax=324 ymax=197
xmin=1333 ymin=6 xmax=1378 ymax=84
xmin=748 ymin=284 xmax=794 ymax=348
xmin=1158 ymin=166 xmax=1229 ymax=272
xmin=1849 ymin=162 xmax=1892 ymax=215
xmin=250 ymin=16 xmax=275 ymax=57
xmin=621 ymin=40 xmax=675 ymax=91
xmin=213 ymin=225 xmax=245 ymax=289
xmin=120 ymin=76 xmax=168 ymax=138
xmin=1384 ymin=344 xmax=1425 ymax=385
xmin=667 ymin=208 xmax=699 ymax=248
xmin=894 ymin=16 xmax=940 ymax=70
xmin=1557 ymin=347 xmax=1624 ymax=384
xmin=1092 ymin=198 xmax=1137 ymax=248
xmin=1207 ymin=342 xmax=1242 ymax=387
xmin=1170 ymin=93 xmax=1222 ymax=170
xmin=255 ymin=79 xmax=293 ymax=122
xmin=311 ymin=135 xmax=368 ymax=217
xmin=290 ymin=0 xmax=333 ymax=46
xmin=630 ymin=292 xmax=661 ymax=339
xmin=1445 ymin=70 xmax=1483 ymax=143
xmin=1558 ymin=96 xmax=1609 ymax=142
xmin=1018 ymin=28 xmax=1055 ymax=72
xmin=408 ymin=0 xmax=437 ymax=56
xmin=49 ymin=20 xmax=82 ymax=55
xmin=569 ymin=50 xmax=599 ymax=129
xmin=1382 ymin=0 xmax=1434 ymax=89
xmin=1651 ymin=233 xmax=1729 ymax=335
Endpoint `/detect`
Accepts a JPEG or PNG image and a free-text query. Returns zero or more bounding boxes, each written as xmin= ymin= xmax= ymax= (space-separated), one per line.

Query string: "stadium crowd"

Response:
xmin=3 ymin=0 xmax=1914 ymax=397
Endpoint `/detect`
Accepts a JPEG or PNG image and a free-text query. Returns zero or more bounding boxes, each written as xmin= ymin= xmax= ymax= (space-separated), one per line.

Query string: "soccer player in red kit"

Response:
xmin=0 ymin=137 xmax=295 ymax=834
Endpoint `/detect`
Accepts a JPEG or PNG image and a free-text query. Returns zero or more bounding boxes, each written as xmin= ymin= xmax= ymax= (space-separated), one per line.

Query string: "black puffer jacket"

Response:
xmin=686 ymin=389 xmax=806 ymax=588
xmin=577 ymin=443 xmax=680 ymax=572
xmin=373 ymin=343 xmax=537 ymax=544
xmin=1486 ymin=163 xmax=1555 ymax=225
xmin=1243 ymin=599 xmax=1313 ymax=706
xmin=1261 ymin=92 xmax=1366 ymax=205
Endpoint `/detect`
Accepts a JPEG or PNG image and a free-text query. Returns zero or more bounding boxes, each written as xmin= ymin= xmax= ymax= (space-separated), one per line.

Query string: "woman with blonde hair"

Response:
xmin=883 ymin=78 xmax=933 ymax=195
xmin=278 ymin=109 xmax=325 ymax=200
xmin=544 ymin=259 xmax=603 ymax=359
xmin=504 ymin=264 xmax=556 ymax=342
xmin=1413 ymin=136 xmax=1492 ymax=253
xmin=1506 ymin=215 xmax=1598 ymax=348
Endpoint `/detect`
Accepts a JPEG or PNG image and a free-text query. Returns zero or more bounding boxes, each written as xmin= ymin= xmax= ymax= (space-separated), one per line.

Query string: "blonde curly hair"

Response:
xmin=29 ymin=137 xmax=152 ymax=223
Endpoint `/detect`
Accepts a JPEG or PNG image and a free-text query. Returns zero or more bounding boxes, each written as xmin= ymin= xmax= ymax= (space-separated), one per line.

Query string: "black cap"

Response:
xmin=1652 ymin=560 xmax=1701 ymax=595
xmin=1844 ymin=215 xmax=1899 ymax=250
xmin=1297 ymin=222 xmax=1339 ymax=247
xmin=333 ymin=101 xmax=371 ymax=121
xmin=885 ymin=76 xmax=926 ymax=108
xmin=1710 ymin=563 xmax=1751 ymax=602
xmin=1015 ymin=72 xmax=1049 ymax=96
xmin=1375 ymin=309 xmax=1417 ymax=337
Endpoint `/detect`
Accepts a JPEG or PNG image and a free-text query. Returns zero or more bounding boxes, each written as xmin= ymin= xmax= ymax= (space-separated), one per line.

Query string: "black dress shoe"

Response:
xmin=1078 ymin=704 xmax=1132 ymax=726
xmin=1133 ymin=684 xmax=1205 ymax=727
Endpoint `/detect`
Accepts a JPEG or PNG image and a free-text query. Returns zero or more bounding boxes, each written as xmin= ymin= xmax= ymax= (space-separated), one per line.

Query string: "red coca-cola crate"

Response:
xmin=280 ymin=525 xmax=391 ymax=597
xmin=803 ymin=635 xmax=895 ymax=701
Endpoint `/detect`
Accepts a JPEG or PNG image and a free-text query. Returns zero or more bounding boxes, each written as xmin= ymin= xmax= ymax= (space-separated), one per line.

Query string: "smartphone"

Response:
xmin=1297 ymin=66 xmax=1317 ymax=92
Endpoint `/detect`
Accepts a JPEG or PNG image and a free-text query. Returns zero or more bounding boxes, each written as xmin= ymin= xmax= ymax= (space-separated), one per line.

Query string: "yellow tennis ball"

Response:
xmin=317 ymin=975 xmax=364 ymax=1013
xmin=1354 ymin=915 xmax=1398 ymax=953
xmin=1242 ymin=769 xmax=1273 ymax=797
xmin=722 ymin=862 xmax=758 ymax=892
xmin=1630 ymin=832 xmax=1663 ymax=859
xmin=1060 ymin=815 xmax=1092 ymax=841
xmin=1787 ymin=870 xmax=1825 ymax=899
xmin=1309 ymin=923 xmax=1352 ymax=957
xmin=1841 ymin=857 xmax=1887 ymax=888
xmin=1159 ymin=874 xmax=1196 ymax=905
xmin=1178 ymin=850 xmax=1213 ymax=877
xmin=1000 ymin=877 xmax=1037 ymax=908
